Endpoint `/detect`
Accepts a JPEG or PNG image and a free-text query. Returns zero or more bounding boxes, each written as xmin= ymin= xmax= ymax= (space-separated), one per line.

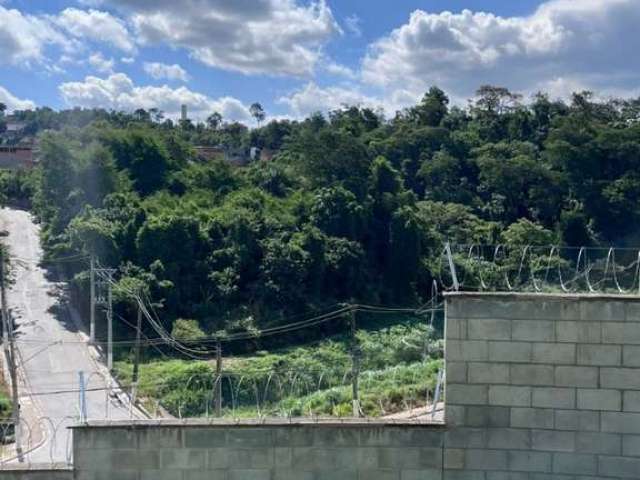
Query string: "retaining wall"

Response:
xmin=0 ymin=468 xmax=72 ymax=479
xmin=445 ymin=292 xmax=640 ymax=478
xmin=72 ymin=422 xmax=446 ymax=479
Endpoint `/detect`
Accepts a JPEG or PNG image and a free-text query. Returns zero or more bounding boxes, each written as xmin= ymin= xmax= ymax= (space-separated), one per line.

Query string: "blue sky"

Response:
xmin=2 ymin=0 xmax=640 ymax=123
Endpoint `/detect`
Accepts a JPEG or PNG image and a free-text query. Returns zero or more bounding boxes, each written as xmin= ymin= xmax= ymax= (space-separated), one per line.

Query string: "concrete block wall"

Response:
xmin=0 ymin=469 xmax=72 ymax=479
xmin=72 ymin=422 xmax=446 ymax=480
xmin=445 ymin=292 xmax=640 ymax=479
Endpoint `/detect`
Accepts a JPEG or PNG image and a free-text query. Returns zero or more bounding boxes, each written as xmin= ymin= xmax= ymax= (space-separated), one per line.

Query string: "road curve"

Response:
xmin=0 ymin=207 xmax=139 ymax=465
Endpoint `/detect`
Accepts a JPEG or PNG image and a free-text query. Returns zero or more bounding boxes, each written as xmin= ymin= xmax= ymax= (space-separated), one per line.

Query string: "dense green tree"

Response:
xmin=10 ymin=85 xmax=640 ymax=344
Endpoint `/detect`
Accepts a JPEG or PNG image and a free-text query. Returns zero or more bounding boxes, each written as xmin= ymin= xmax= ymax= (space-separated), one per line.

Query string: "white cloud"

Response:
xmin=59 ymin=73 xmax=253 ymax=122
xmin=0 ymin=5 xmax=134 ymax=70
xmin=362 ymin=0 xmax=640 ymax=100
xmin=121 ymin=56 xmax=135 ymax=64
xmin=107 ymin=0 xmax=339 ymax=76
xmin=324 ymin=61 xmax=357 ymax=80
xmin=278 ymin=82 xmax=381 ymax=118
xmin=89 ymin=52 xmax=114 ymax=73
xmin=0 ymin=85 xmax=35 ymax=112
xmin=0 ymin=5 xmax=71 ymax=66
xmin=54 ymin=8 xmax=134 ymax=53
xmin=143 ymin=62 xmax=190 ymax=82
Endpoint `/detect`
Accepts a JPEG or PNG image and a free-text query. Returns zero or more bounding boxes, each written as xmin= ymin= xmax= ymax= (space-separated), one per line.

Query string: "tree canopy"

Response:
xmin=5 ymin=85 xmax=640 ymax=342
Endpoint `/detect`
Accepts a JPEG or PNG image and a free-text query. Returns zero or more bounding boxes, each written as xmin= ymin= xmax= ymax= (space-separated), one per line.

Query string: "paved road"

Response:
xmin=0 ymin=207 xmax=139 ymax=465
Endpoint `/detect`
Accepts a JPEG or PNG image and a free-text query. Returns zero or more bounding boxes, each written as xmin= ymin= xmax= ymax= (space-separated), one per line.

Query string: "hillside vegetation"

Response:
xmin=3 ymin=86 xmax=640 ymax=415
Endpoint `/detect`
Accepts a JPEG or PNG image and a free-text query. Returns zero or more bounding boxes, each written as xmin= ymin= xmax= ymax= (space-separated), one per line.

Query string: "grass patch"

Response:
xmin=114 ymin=320 xmax=443 ymax=418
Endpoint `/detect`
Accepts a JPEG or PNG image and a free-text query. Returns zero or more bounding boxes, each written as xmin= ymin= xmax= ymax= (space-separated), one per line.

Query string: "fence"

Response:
xmin=442 ymin=244 xmax=640 ymax=294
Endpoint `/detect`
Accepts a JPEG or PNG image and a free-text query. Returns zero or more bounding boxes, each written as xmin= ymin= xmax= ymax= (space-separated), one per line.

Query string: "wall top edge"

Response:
xmin=444 ymin=291 xmax=640 ymax=301
xmin=70 ymin=419 xmax=447 ymax=429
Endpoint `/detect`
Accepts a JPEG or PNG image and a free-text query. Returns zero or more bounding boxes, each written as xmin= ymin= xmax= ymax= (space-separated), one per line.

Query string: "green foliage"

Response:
xmin=8 ymin=85 xmax=640 ymax=355
xmin=115 ymin=319 xmax=441 ymax=417
xmin=171 ymin=319 xmax=206 ymax=341
xmin=501 ymin=218 xmax=557 ymax=246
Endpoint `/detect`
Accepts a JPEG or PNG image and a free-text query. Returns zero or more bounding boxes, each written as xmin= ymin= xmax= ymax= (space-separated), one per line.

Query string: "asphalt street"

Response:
xmin=0 ymin=207 xmax=139 ymax=465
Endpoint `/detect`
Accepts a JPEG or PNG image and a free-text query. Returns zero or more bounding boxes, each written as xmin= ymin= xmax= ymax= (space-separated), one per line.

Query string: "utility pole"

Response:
xmin=95 ymin=267 xmax=116 ymax=371
xmin=349 ymin=307 xmax=361 ymax=417
xmin=89 ymin=255 xmax=95 ymax=343
xmin=1 ymin=249 xmax=21 ymax=458
xmin=215 ymin=339 xmax=222 ymax=417
xmin=131 ymin=301 xmax=142 ymax=405
xmin=107 ymin=276 xmax=113 ymax=372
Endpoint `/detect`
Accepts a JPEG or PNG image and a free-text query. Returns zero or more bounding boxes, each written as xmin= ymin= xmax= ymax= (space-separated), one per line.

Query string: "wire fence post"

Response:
xmin=349 ymin=307 xmax=361 ymax=417
xmin=445 ymin=242 xmax=460 ymax=291
xmin=78 ymin=371 xmax=87 ymax=422
xmin=131 ymin=301 xmax=142 ymax=407
xmin=431 ymin=368 xmax=445 ymax=420
xmin=215 ymin=339 xmax=222 ymax=417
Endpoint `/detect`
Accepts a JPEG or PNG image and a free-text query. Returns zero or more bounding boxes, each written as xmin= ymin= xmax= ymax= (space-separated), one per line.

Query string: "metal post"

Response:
xmin=107 ymin=279 xmax=113 ymax=372
xmin=106 ymin=377 xmax=111 ymax=420
xmin=445 ymin=242 xmax=460 ymax=291
xmin=79 ymin=371 xmax=87 ymax=422
xmin=350 ymin=308 xmax=361 ymax=417
xmin=431 ymin=368 xmax=445 ymax=420
xmin=89 ymin=255 xmax=95 ymax=343
xmin=215 ymin=340 xmax=222 ymax=417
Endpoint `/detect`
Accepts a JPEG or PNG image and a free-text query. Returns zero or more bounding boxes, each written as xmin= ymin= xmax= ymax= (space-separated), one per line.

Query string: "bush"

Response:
xmin=172 ymin=318 xmax=206 ymax=341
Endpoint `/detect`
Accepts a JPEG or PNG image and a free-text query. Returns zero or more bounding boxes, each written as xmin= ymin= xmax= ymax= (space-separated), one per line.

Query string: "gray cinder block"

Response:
xmin=554 ymin=410 xmax=600 ymax=432
xmin=532 ymin=342 xmax=576 ymax=364
xmin=577 ymin=389 xmax=621 ymax=411
xmin=577 ymin=344 xmax=621 ymax=366
xmin=488 ymin=386 xmax=532 ymax=407
xmin=489 ymin=341 xmax=532 ymax=363
xmin=552 ymin=452 xmax=597 ymax=475
xmin=598 ymin=456 xmax=640 ymax=478
xmin=510 ymin=365 xmax=554 ymax=386
xmin=507 ymin=450 xmax=552 ymax=473
xmin=468 ymin=319 xmax=511 ymax=340
xmin=554 ymin=366 xmax=598 ymax=388
xmin=512 ymin=321 xmax=555 ymax=342
xmin=468 ymin=362 xmax=509 ymax=384
xmin=510 ymin=408 xmax=554 ymax=429
xmin=531 ymin=388 xmax=575 ymax=409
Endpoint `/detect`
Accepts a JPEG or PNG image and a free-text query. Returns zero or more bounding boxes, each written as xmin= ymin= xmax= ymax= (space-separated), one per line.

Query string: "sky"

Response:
xmin=1 ymin=0 xmax=640 ymax=123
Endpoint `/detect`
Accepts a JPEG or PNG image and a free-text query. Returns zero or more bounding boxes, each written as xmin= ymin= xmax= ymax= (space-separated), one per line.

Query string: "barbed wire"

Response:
xmin=442 ymin=244 xmax=640 ymax=295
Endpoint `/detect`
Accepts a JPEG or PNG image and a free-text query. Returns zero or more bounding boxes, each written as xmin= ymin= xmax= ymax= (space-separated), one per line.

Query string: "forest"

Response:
xmin=2 ymin=85 xmax=640 ymax=414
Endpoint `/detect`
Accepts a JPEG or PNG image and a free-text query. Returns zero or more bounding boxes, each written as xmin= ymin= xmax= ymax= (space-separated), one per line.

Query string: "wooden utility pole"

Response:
xmin=1 ymin=249 xmax=21 ymax=457
xmin=131 ymin=302 xmax=142 ymax=404
xmin=106 ymin=276 xmax=113 ymax=372
xmin=215 ymin=339 xmax=222 ymax=417
xmin=89 ymin=255 xmax=95 ymax=343
xmin=350 ymin=307 xmax=361 ymax=417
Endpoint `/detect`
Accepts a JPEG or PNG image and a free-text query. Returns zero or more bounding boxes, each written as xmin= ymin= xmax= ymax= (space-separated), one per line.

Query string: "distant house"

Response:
xmin=259 ymin=148 xmax=276 ymax=162
xmin=194 ymin=144 xmax=277 ymax=166
xmin=0 ymin=145 xmax=35 ymax=169
xmin=194 ymin=146 xmax=224 ymax=162
xmin=194 ymin=145 xmax=251 ymax=166
xmin=5 ymin=121 xmax=27 ymax=134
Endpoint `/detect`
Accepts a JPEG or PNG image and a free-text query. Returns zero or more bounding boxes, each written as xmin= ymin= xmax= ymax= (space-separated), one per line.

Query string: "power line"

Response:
xmin=11 ymin=305 xmax=442 ymax=348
